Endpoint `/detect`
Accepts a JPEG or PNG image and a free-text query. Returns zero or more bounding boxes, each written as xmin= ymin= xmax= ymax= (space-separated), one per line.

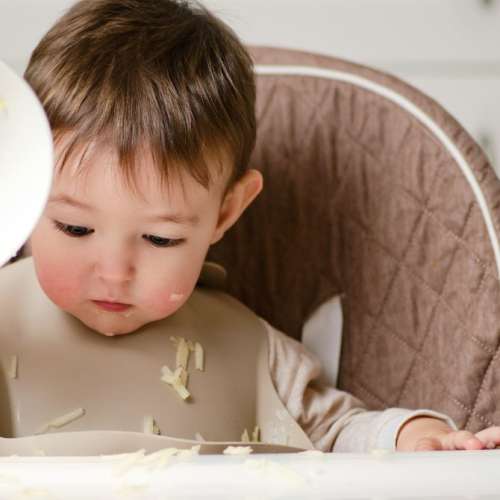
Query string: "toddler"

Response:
xmin=1 ymin=0 xmax=499 ymax=453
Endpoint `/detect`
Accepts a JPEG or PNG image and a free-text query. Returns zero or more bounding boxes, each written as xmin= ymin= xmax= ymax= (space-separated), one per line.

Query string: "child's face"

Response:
xmin=30 ymin=137 xmax=242 ymax=336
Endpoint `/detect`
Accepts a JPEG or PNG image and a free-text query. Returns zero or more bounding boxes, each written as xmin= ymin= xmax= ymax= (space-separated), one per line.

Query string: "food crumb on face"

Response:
xmin=169 ymin=292 xmax=185 ymax=302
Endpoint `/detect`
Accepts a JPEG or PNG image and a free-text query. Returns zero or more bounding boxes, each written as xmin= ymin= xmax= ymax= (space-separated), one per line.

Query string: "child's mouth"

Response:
xmin=92 ymin=300 xmax=132 ymax=312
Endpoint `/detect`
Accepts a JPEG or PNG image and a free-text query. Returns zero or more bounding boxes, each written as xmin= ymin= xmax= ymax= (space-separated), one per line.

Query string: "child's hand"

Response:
xmin=396 ymin=416 xmax=500 ymax=451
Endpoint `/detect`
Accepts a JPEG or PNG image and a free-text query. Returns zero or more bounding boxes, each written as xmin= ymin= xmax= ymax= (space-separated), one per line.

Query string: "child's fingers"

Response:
xmin=445 ymin=430 xmax=484 ymax=451
xmin=475 ymin=426 xmax=500 ymax=448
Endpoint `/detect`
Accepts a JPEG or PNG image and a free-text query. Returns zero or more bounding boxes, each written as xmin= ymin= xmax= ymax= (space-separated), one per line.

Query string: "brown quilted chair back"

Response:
xmin=208 ymin=46 xmax=500 ymax=431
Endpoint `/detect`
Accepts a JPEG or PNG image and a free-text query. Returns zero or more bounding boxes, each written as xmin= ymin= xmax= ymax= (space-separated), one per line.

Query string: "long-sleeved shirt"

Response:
xmin=265 ymin=319 xmax=457 ymax=452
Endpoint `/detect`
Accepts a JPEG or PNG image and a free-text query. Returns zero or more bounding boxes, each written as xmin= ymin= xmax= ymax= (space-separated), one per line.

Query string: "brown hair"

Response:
xmin=24 ymin=0 xmax=256 ymax=191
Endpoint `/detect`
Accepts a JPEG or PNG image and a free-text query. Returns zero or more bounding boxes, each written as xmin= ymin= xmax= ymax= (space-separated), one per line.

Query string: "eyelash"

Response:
xmin=52 ymin=220 xmax=185 ymax=248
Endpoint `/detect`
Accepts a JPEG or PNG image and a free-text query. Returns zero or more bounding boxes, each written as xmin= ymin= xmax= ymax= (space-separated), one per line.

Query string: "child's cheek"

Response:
xmin=34 ymin=259 xmax=81 ymax=310
xmin=146 ymin=276 xmax=197 ymax=318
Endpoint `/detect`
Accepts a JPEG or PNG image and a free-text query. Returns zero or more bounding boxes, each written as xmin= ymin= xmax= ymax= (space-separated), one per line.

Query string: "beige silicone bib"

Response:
xmin=0 ymin=258 xmax=313 ymax=455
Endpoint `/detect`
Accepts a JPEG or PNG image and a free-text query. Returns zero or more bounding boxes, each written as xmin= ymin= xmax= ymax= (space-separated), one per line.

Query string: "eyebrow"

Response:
xmin=48 ymin=194 xmax=93 ymax=211
xmin=48 ymin=194 xmax=200 ymax=226
xmin=145 ymin=213 xmax=200 ymax=226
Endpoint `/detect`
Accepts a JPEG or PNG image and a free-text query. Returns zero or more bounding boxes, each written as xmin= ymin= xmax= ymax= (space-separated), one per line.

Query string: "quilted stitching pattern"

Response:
xmin=209 ymin=49 xmax=500 ymax=430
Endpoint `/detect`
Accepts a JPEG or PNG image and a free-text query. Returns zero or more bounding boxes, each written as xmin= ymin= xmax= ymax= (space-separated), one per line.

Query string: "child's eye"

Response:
xmin=53 ymin=220 xmax=94 ymax=237
xmin=143 ymin=234 xmax=184 ymax=248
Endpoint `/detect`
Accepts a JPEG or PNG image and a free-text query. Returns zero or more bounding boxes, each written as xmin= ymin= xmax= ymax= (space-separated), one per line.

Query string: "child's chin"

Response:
xmin=76 ymin=311 xmax=144 ymax=337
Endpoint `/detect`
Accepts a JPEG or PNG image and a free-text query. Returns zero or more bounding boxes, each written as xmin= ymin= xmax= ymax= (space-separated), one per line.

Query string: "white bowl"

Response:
xmin=0 ymin=60 xmax=53 ymax=267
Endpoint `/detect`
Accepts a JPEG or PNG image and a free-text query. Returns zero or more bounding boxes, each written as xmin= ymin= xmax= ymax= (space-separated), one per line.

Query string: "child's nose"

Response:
xmin=95 ymin=252 xmax=135 ymax=284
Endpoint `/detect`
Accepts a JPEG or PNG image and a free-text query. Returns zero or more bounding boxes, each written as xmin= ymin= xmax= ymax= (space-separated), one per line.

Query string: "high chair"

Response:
xmin=2 ymin=47 xmax=500 ymax=499
xmin=210 ymin=46 xmax=500 ymax=433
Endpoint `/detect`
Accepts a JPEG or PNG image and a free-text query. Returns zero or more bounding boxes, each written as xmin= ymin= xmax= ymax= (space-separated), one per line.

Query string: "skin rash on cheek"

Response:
xmin=34 ymin=261 xmax=82 ymax=311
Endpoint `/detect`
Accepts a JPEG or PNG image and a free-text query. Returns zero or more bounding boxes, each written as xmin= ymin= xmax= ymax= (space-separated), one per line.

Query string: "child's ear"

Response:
xmin=210 ymin=169 xmax=263 ymax=244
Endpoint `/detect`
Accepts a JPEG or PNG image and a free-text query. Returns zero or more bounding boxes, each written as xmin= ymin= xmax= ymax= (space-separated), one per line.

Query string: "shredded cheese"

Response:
xmin=139 ymin=449 xmax=178 ymax=471
xmin=109 ymin=446 xmax=202 ymax=473
xmin=241 ymin=429 xmax=250 ymax=443
xmin=177 ymin=445 xmax=200 ymax=460
xmin=176 ymin=337 xmax=190 ymax=369
xmin=172 ymin=381 xmax=190 ymax=400
xmin=160 ymin=365 xmax=175 ymax=384
xmin=179 ymin=368 xmax=188 ymax=387
xmin=107 ymin=449 xmax=147 ymax=476
xmin=160 ymin=364 xmax=191 ymax=400
xmin=194 ymin=342 xmax=204 ymax=371
xmin=101 ymin=449 xmax=146 ymax=461
xmin=143 ymin=415 xmax=161 ymax=435
xmin=142 ymin=446 xmax=200 ymax=467
xmin=251 ymin=425 xmax=260 ymax=443
xmin=223 ymin=446 xmax=253 ymax=455
xmin=297 ymin=450 xmax=324 ymax=458
xmin=8 ymin=355 xmax=18 ymax=379
xmin=37 ymin=408 xmax=85 ymax=434
xmin=163 ymin=337 xmax=205 ymax=401
xmin=15 ymin=487 xmax=53 ymax=499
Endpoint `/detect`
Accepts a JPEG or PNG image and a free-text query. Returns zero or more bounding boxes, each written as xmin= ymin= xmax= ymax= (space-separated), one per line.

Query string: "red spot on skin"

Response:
xmin=33 ymin=251 xmax=82 ymax=312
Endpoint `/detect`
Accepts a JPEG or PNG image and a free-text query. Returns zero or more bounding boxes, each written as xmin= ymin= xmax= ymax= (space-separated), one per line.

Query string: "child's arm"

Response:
xmin=396 ymin=416 xmax=500 ymax=451
xmin=265 ymin=320 xmax=456 ymax=452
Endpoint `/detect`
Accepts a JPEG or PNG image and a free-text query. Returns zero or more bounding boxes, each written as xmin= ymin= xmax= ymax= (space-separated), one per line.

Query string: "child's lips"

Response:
xmin=92 ymin=300 xmax=132 ymax=312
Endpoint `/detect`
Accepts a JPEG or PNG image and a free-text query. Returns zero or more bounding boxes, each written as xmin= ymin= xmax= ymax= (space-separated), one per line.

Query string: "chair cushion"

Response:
xmin=209 ymin=46 xmax=500 ymax=431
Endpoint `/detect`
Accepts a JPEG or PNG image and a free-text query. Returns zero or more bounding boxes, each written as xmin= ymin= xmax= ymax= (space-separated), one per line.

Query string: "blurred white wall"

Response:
xmin=2 ymin=0 xmax=499 ymax=168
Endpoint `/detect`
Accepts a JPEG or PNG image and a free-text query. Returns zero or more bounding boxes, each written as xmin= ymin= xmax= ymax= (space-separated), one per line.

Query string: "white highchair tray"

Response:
xmin=0 ymin=449 xmax=499 ymax=499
